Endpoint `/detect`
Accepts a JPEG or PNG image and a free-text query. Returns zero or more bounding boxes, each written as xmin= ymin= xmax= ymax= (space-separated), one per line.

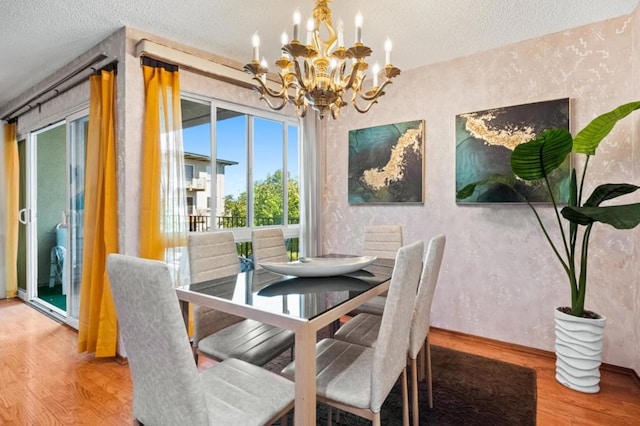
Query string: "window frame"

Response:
xmin=181 ymin=93 xmax=300 ymax=242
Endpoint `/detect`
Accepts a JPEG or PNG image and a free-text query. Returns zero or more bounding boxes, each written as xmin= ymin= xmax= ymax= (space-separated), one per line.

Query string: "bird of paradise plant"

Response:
xmin=458 ymin=101 xmax=640 ymax=317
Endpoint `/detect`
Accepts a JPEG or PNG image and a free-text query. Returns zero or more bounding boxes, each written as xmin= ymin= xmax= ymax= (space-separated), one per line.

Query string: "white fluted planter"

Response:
xmin=554 ymin=308 xmax=606 ymax=393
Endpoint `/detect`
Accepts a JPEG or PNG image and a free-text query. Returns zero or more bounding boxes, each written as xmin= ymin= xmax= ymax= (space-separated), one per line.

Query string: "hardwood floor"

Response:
xmin=1 ymin=298 xmax=639 ymax=425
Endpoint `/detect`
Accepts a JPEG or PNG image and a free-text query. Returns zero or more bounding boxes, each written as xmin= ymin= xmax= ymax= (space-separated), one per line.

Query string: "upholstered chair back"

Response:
xmin=252 ymin=228 xmax=289 ymax=264
xmin=188 ymin=231 xmax=241 ymax=283
xmin=363 ymin=225 xmax=403 ymax=259
xmin=409 ymin=234 xmax=446 ymax=358
xmin=106 ymin=254 xmax=209 ymax=425
xmin=370 ymin=239 xmax=423 ymax=411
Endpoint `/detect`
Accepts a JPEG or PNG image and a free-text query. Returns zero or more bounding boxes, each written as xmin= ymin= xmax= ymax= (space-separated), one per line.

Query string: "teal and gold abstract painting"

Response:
xmin=349 ymin=120 xmax=424 ymax=204
xmin=456 ymin=98 xmax=570 ymax=203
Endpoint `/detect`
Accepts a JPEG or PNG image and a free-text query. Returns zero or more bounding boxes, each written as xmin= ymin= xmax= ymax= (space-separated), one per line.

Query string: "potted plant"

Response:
xmin=458 ymin=101 xmax=640 ymax=392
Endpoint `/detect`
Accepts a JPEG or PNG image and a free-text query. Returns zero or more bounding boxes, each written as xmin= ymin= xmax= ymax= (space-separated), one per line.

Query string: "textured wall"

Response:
xmin=323 ymin=13 xmax=639 ymax=370
xmin=632 ymin=6 xmax=640 ymax=377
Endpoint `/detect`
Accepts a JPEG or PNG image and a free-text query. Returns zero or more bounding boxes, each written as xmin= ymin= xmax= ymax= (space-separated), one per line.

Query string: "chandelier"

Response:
xmin=243 ymin=0 xmax=400 ymax=120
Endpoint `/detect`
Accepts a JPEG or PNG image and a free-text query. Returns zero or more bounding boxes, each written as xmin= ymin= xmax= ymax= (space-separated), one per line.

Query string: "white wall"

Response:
xmin=322 ymin=11 xmax=640 ymax=371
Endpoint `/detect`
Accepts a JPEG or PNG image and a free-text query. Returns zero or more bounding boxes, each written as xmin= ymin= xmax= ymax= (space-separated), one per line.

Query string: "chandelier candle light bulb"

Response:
xmin=281 ymin=31 xmax=289 ymax=58
xmin=293 ymin=9 xmax=301 ymax=41
xmin=244 ymin=0 xmax=401 ymax=119
xmin=252 ymin=32 xmax=260 ymax=62
xmin=355 ymin=12 xmax=363 ymax=44
xmin=306 ymin=18 xmax=315 ymax=45
xmin=385 ymin=38 xmax=392 ymax=65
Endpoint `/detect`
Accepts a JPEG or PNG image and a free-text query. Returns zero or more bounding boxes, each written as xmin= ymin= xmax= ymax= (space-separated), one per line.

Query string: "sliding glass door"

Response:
xmin=17 ymin=110 xmax=87 ymax=326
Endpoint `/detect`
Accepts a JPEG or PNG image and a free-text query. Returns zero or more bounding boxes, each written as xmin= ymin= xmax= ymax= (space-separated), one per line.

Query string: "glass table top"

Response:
xmin=182 ymin=257 xmax=394 ymax=321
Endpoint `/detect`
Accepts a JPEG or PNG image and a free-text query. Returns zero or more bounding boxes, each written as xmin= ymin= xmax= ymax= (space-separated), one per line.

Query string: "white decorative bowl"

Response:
xmin=259 ymin=256 xmax=377 ymax=277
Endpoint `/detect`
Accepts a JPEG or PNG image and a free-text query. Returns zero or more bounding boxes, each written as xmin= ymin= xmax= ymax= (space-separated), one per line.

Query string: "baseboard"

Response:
xmin=115 ymin=353 xmax=129 ymax=365
xmin=431 ymin=326 xmax=640 ymax=387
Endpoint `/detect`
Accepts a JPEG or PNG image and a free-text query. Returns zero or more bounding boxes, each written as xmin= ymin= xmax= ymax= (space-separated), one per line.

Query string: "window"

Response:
xmin=181 ymin=97 xmax=300 ymax=242
xmin=186 ymin=196 xmax=194 ymax=214
xmin=184 ymin=164 xmax=194 ymax=183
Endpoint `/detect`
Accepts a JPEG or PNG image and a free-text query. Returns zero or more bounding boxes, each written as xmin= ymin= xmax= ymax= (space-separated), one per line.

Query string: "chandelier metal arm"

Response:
xmin=258 ymin=91 xmax=289 ymax=111
xmin=359 ymin=79 xmax=393 ymax=102
xmin=255 ymin=77 xmax=288 ymax=99
xmin=344 ymin=62 xmax=366 ymax=91
xmin=290 ymin=60 xmax=310 ymax=92
xmin=352 ymin=98 xmax=379 ymax=114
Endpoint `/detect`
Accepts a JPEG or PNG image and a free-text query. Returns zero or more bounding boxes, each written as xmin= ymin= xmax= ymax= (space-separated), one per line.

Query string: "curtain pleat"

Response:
xmin=77 ymin=70 xmax=119 ymax=357
xmin=140 ymin=63 xmax=189 ymax=287
xmin=4 ymin=121 xmax=19 ymax=298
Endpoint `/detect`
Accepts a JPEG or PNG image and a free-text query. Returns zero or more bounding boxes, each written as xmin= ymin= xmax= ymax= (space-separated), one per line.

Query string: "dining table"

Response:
xmin=175 ymin=255 xmax=394 ymax=425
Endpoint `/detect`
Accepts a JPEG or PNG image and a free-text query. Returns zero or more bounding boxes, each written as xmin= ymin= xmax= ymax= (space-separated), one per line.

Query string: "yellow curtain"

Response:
xmin=139 ymin=61 xmax=189 ymax=286
xmin=77 ymin=69 xmax=119 ymax=357
xmin=4 ymin=121 xmax=18 ymax=298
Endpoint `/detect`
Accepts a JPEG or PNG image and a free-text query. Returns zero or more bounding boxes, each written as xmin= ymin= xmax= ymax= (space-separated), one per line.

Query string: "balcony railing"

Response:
xmin=189 ymin=215 xmax=299 ymax=231
xmin=188 ymin=215 xmax=300 ymax=270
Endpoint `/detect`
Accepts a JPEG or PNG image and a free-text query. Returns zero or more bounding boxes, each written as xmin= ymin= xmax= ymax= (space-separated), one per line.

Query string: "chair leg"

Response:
xmin=426 ymin=339 xmax=433 ymax=409
xmin=328 ymin=318 xmax=340 ymax=338
xmin=417 ymin=341 xmax=426 ymax=382
xmin=411 ymin=357 xmax=419 ymax=426
xmin=373 ymin=412 xmax=381 ymax=426
xmin=327 ymin=406 xmax=332 ymax=426
xmin=401 ymin=367 xmax=409 ymax=426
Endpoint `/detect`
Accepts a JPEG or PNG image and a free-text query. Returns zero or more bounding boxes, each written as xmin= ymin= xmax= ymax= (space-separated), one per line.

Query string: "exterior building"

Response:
xmin=183 ymin=151 xmax=237 ymax=218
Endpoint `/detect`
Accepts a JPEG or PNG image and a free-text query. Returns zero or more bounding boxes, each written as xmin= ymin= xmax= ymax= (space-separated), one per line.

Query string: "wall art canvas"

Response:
xmin=348 ymin=120 xmax=424 ymax=204
xmin=455 ymin=98 xmax=570 ymax=203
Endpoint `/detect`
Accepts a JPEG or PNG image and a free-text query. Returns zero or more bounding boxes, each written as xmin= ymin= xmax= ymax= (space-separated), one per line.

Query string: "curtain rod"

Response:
xmin=1 ymin=53 xmax=109 ymax=121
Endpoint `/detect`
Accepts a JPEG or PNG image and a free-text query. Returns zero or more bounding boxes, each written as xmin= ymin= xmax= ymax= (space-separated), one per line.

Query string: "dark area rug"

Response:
xmin=266 ymin=338 xmax=536 ymax=425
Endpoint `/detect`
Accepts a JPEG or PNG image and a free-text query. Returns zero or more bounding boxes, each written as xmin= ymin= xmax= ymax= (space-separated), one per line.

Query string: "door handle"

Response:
xmin=18 ymin=208 xmax=29 ymax=224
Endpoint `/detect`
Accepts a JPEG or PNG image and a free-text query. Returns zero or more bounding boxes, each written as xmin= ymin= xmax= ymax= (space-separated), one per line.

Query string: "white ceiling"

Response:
xmin=1 ymin=0 xmax=638 ymax=112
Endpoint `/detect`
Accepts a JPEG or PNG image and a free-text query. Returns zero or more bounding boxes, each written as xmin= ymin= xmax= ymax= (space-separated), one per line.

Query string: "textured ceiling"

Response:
xmin=1 ymin=0 xmax=638 ymax=112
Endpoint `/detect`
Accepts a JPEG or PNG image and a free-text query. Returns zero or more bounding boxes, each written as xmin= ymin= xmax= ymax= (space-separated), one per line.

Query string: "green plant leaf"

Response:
xmin=573 ymin=101 xmax=640 ymax=155
xmin=584 ymin=184 xmax=640 ymax=207
xmin=569 ymin=170 xmax=578 ymax=245
xmin=569 ymin=170 xmax=577 ymax=208
xmin=456 ymin=174 xmax=518 ymax=200
xmin=510 ymin=129 xmax=573 ymax=181
xmin=561 ymin=203 xmax=640 ymax=229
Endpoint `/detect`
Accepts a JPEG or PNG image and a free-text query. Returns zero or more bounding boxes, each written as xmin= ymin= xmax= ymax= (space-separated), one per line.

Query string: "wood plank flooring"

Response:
xmin=1 ymin=298 xmax=639 ymax=425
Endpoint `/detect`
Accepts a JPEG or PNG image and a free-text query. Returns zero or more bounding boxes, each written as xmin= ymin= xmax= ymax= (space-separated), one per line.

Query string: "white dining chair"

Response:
xmin=188 ymin=231 xmax=295 ymax=366
xmin=363 ymin=224 xmax=404 ymax=259
xmin=252 ymin=228 xmax=290 ymax=266
xmin=353 ymin=224 xmax=404 ymax=316
xmin=281 ymin=240 xmax=424 ymax=426
xmin=333 ymin=234 xmax=446 ymax=425
xmin=106 ymin=253 xmax=295 ymax=426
